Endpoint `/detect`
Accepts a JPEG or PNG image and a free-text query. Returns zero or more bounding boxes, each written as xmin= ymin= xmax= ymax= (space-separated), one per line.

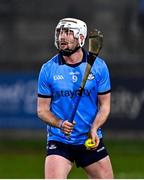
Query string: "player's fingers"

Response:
xmin=92 ymin=135 xmax=99 ymax=147
xmin=65 ymin=121 xmax=75 ymax=130
xmin=62 ymin=121 xmax=73 ymax=129
xmin=61 ymin=120 xmax=75 ymax=135
xmin=62 ymin=126 xmax=73 ymax=134
xmin=65 ymin=120 xmax=74 ymax=127
xmin=63 ymin=128 xmax=73 ymax=135
xmin=63 ymin=126 xmax=73 ymax=131
xmin=64 ymin=124 xmax=74 ymax=131
xmin=91 ymin=136 xmax=96 ymax=144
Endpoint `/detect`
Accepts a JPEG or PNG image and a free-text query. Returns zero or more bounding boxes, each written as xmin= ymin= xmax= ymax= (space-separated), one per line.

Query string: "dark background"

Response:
xmin=0 ymin=0 xmax=144 ymax=137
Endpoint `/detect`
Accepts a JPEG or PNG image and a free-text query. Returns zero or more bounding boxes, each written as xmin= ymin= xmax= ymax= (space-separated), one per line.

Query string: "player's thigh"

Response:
xmin=84 ymin=155 xmax=114 ymax=179
xmin=45 ymin=155 xmax=73 ymax=179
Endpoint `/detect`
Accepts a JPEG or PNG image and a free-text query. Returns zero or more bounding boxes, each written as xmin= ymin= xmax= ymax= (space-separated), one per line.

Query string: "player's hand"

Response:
xmin=61 ymin=120 xmax=75 ymax=135
xmin=89 ymin=128 xmax=100 ymax=149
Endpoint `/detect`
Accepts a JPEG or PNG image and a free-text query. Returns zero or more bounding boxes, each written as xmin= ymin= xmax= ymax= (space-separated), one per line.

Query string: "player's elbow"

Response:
xmin=37 ymin=107 xmax=44 ymax=119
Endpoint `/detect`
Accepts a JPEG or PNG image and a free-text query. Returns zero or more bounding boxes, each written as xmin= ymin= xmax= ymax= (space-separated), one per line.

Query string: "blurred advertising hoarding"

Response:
xmin=0 ymin=72 xmax=44 ymax=129
xmin=108 ymin=77 xmax=144 ymax=130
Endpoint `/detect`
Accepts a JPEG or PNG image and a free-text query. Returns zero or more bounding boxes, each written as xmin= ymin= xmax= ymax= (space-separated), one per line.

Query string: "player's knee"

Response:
xmin=100 ymin=161 xmax=114 ymax=179
xmin=103 ymin=168 xmax=114 ymax=179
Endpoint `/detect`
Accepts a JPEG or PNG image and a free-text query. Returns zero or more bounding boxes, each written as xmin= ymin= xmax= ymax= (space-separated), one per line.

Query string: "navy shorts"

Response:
xmin=46 ymin=138 xmax=108 ymax=168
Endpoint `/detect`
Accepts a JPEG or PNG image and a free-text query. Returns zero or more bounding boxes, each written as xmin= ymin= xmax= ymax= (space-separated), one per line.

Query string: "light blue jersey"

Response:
xmin=38 ymin=50 xmax=111 ymax=145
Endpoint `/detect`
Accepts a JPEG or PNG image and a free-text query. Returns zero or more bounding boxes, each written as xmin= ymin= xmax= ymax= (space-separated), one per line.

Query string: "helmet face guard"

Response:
xmin=55 ymin=18 xmax=87 ymax=50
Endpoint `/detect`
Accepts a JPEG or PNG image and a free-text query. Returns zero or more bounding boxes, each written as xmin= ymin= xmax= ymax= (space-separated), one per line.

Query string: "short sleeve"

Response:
xmin=97 ymin=60 xmax=111 ymax=94
xmin=37 ymin=64 xmax=52 ymax=97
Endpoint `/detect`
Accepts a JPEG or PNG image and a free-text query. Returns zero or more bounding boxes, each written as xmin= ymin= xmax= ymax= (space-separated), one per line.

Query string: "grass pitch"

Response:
xmin=0 ymin=138 xmax=144 ymax=178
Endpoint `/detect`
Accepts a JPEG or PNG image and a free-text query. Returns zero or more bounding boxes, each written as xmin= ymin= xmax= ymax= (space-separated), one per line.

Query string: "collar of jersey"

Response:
xmin=58 ymin=48 xmax=87 ymax=67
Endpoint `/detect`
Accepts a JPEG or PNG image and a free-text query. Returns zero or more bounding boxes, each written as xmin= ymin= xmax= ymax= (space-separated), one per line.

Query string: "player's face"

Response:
xmin=57 ymin=28 xmax=79 ymax=50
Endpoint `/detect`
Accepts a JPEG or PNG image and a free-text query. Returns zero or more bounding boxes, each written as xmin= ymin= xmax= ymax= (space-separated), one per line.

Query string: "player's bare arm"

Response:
xmin=37 ymin=97 xmax=74 ymax=134
xmin=90 ymin=92 xmax=111 ymax=146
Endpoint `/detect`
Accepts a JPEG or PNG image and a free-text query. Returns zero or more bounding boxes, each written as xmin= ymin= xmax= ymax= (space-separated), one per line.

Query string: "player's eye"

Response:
xmin=57 ymin=28 xmax=60 ymax=33
xmin=63 ymin=28 xmax=69 ymax=34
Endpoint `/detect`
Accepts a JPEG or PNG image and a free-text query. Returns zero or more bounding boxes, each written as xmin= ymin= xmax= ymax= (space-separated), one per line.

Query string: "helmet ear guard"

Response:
xmin=55 ymin=18 xmax=87 ymax=49
xmin=78 ymin=34 xmax=85 ymax=47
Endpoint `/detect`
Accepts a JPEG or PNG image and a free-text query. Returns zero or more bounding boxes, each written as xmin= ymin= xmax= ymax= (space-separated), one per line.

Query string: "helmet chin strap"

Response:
xmin=59 ymin=46 xmax=81 ymax=57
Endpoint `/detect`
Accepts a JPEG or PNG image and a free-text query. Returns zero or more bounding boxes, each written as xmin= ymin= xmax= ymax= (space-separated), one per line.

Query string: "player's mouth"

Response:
xmin=60 ymin=42 xmax=68 ymax=46
xmin=59 ymin=42 xmax=69 ymax=50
